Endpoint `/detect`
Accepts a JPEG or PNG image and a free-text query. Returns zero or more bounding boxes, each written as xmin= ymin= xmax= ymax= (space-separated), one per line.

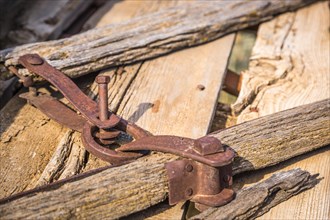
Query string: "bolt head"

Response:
xmin=223 ymin=175 xmax=232 ymax=183
xmin=185 ymin=188 xmax=193 ymax=197
xmin=26 ymin=54 xmax=43 ymax=65
xmin=96 ymin=75 xmax=110 ymax=84
xmin=194 ymin=136 xmax=223 ymax=156
xmin=185 ymin=164 xmax=194 ymax=172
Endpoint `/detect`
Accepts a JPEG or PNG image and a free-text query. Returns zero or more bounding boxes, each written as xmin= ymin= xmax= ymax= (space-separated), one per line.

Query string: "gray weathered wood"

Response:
xmin=0 ymin=0 xmax=318 ymax=79
xmin=0 ymin=99 xmax=328 ymax=219
xmin=191 ymin=168 xmax=320 ymax=220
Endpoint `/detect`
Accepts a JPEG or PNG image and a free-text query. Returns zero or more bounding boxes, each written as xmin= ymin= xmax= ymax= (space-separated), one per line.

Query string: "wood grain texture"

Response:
xmin=0 ymin=90 xmax=69 ymax=197
xmin=241 ymin=146 xmax=330 ymax=220
xmin=191 ymin=169 xmax=320 ymax=220
xmin=0 ymin=99 xmax=328 ymax=219
xmin=116 ymin=35 xmax=235 ymax=138
xmin=233 ymin=2 xmax=330 ymax=122
xmin=231 ymin=2 xmax=330 ymax=219
xmin=0 ymin=0 xmax=318 ymax=79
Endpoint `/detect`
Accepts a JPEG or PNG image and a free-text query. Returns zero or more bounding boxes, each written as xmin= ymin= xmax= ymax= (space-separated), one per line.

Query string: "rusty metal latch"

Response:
xmin=14 ymin=54 xmax=235 ymax=210
xmin=118 ymin=135 xmax=235 ymax=211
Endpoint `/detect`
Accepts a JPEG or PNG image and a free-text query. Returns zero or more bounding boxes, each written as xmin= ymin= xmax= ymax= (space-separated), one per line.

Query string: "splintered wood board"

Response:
xmin=233 ymin=2 xmax=330 ymax=121
xmin=232 ymin=2 xmax=330 ymax=219
xmin=0 ymin=1 xmax=235 ymax=218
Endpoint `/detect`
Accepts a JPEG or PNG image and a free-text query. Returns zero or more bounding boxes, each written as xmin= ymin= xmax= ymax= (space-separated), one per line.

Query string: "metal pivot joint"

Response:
xmin=18 ymin=54 xmax=150 ymax=164
xmin=118 ymin=135 xmax=235 ymax=211
xmin=17 ymin=54 xmax=235 ymax=210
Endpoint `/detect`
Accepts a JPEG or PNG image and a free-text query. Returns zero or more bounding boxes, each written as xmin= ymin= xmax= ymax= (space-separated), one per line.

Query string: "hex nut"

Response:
xmin=194 ymin=136 xmax=224 ymax=156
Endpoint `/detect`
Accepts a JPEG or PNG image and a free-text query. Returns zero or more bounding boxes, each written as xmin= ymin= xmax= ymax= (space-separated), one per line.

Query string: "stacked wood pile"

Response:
xmin=0 ymin=0 xmax=329 ymax=219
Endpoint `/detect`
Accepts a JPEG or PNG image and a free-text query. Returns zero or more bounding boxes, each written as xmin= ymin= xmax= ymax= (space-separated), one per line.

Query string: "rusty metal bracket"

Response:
xmin=17 ymin=53 xmax=235 ymax=210
xmin=118 ymin=135 xmax=235 ymax=211
xmin=18 ymin=54 xmax=121 ymax=129
xmin=18 ymin=54 xmax=150 ymax=164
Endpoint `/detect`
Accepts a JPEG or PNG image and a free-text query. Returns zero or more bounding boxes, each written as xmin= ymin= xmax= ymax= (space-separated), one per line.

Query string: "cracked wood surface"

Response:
xmin=0 ymin=99 xmax=329 ymax=219
xmin=230 ymin=2 xmax=330 ymax=219
xmin=192 ymin=168 xmax=320 ymax=220
xmin=232 ymin=2 xmax=330 ymax=122
xmin=0 ymin=0 xmax=318 ymax=79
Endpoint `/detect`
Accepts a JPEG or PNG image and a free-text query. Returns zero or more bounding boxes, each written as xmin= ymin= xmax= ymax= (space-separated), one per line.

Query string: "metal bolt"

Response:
xmin=185 ymin=188 xmax=193 ymax=197
xmin=193 ymin=136 xmax=224 ymax=156
xmin=22 ymin=76 xmax=34 ymax=87
xmin=95 ymin=75 xmax=110 ymax=121
xmin=223 ymin=175 xmax=231 ymax=183
xmin=185 ymin=164 xmax=193 ymax=172
xmin=26 ymin=55 xmax=44 ymax=65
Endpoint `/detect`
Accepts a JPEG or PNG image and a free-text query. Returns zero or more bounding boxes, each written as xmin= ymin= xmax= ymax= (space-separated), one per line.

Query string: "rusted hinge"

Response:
xmin=14 ymin=54 xmax=235 ymax=210
xmin=118 ymin=135 xmax=235 ymax=211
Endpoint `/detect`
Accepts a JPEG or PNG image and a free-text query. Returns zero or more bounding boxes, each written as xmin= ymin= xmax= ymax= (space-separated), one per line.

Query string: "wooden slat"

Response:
xmin=116 ymin=36 xmax=234 ymax=138
xmin=0 ymin=0 xmax=317 ymax=78
xmin=231 ymin=2 xmax=330 ymax=219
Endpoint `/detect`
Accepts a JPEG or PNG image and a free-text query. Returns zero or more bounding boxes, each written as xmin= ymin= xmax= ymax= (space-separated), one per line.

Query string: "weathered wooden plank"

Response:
xmin=0 ymin=0 xmax=318 ymax=79
xmin=192 ymin=168 xmax=320 ymax=220
xmin=242 ymin=146 xmax=330 ymax=220
xmin=230 ymin=2 xmax=330 ymax=219
xmin=232 ymin=2 xmax=330 ymax=121
xmin=116 ymin=35 xmax=235 ymax=138
xmin=0 ymin=91 xmax=69 ymax=196
xmin=0 ymin=0 xmax=93 ymax=48
xmin=0 ymin=99 xmax=328 ymax=219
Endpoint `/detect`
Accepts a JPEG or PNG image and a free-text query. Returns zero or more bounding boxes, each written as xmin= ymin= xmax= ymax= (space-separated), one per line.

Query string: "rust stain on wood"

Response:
xmin=152 ymin=100 xmax=161 ymax=113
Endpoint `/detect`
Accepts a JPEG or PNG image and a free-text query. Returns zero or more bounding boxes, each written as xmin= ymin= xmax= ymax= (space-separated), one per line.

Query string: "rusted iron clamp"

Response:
xmin=16 ymin=54 xmax=235 ymax=210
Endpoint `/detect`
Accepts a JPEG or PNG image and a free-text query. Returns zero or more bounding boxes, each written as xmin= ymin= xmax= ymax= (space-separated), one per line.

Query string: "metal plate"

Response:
xmin=165 ymin=159 xmax=197 ymax=205
xmin=19 ymin=92 xmax=85 ymax=132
